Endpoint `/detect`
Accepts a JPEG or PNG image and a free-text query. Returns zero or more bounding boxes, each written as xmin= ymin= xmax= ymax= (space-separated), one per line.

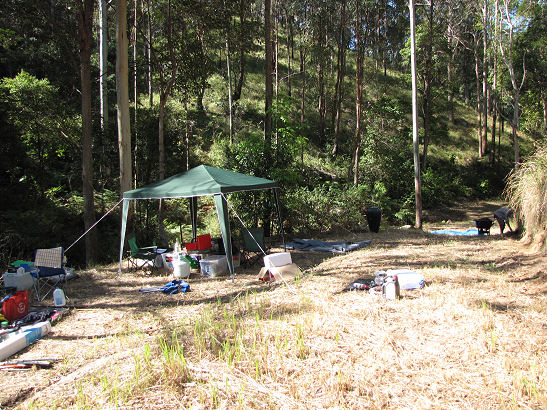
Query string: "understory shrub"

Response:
xmin=505 ymin=144 xmax=547 ymax=246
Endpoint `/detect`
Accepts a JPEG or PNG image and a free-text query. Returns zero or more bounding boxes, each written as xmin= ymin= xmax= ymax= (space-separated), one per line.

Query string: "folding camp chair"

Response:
xmin=33 ymin=247 xmax=66 ymax=301
xmin=241 ymin=227 xmax=267 ymax=266
xmin=127 ymin=235 xmax=158 ymax=271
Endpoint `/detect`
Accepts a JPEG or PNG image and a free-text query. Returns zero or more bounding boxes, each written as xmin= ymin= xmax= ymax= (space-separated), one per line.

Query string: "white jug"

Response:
xmin=53 ymin=288 xmax=66 ymax=307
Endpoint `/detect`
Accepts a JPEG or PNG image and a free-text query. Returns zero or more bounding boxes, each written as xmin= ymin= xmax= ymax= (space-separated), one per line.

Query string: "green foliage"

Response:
xmin=283 ymin=183 xmax=366 ymax=234
xmin=0 ymin=70 xmax=79 ymax=198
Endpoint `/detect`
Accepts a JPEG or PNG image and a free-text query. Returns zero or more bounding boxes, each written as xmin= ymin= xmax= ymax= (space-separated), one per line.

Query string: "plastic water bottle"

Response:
xmin=352 ymin=282 xmax=367 ymax=290
xmin=383 ymin=276 xmax=400 ymax=300
xmin=53 ymin=288 xmax=66 ymax=307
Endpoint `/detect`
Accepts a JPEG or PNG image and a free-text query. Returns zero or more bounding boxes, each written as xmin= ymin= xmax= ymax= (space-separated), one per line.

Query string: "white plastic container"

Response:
xmin=263 ymin=252 xmax=292 ymax=269
xmin=386 ymin=269 xmax=425 ymax=290
xmin=172 ymin=258 xmax=190 ymax=279
xmin=200 ymin=255 xmax=228 ymax=277
xmin=53 ymin=288 xmax=66 ymax=307
xmin=2 ymin=269 xmax=35 ymax=291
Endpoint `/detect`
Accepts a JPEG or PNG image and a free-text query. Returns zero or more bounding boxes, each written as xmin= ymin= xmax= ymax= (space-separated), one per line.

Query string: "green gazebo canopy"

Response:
xmin=118 ymin=165 xmax=283 ymax=280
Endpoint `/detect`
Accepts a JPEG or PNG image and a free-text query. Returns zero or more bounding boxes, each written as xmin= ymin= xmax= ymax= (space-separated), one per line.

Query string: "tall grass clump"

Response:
xmin=505 ymin=145 xmax=547 ymax=247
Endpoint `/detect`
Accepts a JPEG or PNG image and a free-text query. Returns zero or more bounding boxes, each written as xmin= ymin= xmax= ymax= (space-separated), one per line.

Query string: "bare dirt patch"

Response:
xmin=2 ymin=203 xmax=546 ymax=409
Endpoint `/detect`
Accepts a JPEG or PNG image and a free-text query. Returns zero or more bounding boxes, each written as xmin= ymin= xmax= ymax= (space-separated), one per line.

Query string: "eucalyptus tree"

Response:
xmin=331 ymin=0 xmax=348 ymax=156
xmin=117 ymin=0 xmax=132 ymax=208
xmin=497 ymin=0 xmax=528 ymax=166
xmin=265 ymin=0 xmax=274 ymax=143
xmin=517 ymin=3 xmax=547 ymax=140
xmin=76 ymin=0 xmax=98 ymax=264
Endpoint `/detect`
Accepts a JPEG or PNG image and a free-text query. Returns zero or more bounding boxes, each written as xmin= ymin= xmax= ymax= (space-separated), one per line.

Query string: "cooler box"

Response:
xmin=2 ymin=270 xmax=35 ymax=291
xmin=263 ymin=252 xmax=292 ymax=269
xmin=200 ymin=255 xmax=228 ymax=277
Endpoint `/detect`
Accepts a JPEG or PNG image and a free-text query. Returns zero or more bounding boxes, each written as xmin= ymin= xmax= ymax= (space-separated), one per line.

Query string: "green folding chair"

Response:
xmin=241 ymin=227 xmax=267 ymax=266
xmin=127 ymin=235 xmax=158 ymax=271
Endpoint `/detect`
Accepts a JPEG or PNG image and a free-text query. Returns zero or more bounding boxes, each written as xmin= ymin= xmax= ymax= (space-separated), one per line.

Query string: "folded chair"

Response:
xmin=241 ymin=227 xmax=267 ymax=266
xmin=33 ymin=247 xmax=66 ymax=301
xmin=127 ymin=235 xmax=158 ymax=271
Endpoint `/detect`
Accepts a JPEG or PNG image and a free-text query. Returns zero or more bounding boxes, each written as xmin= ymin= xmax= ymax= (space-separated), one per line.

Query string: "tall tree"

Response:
xmin=99 ymin=0 xmax=108 ymax=132
xmin=410 ymin=0 xmax=423 ymax=229
xmin=117 ymin=0 xmax=133 ymax=201
xmin=157 ymin=0 xmax=179 ymax=244
xmin=498 ymin=0 xmax=526 ymax=166
xmin=352 ymin=0 xmax=364 ymax=185
xmin=265 ymin=0 xmax=273 ymax=143
xmin=331 ymin=0 xmax=347 ymax=156
xmin=77 ymin=0 xmax=97 ymax=265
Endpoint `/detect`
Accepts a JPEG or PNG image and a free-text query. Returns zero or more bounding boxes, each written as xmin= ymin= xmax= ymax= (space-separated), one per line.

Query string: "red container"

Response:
xmin=197 ymin=234 xmax=212 ymax=250
xmin=185 ymin=242 xmax=198 ymax=251
xmin=186 ymin=234 xmax=212 ymax=251
xmin=2 ymin=290 xmax=29 ymax=321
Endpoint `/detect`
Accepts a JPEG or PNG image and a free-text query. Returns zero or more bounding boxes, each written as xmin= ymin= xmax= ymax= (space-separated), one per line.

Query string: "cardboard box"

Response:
xmin=258 ymin=263 xmax=301 ymax=282
xmin=263 ymin=252 xmax=292 ymax=269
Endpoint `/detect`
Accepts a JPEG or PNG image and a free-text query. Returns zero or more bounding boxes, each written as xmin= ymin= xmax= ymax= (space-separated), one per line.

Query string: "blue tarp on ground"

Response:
xmin=285 ymin=238 xmax=371 ymax=253
xmin=430 ymin=228 xmax=481 ymax=236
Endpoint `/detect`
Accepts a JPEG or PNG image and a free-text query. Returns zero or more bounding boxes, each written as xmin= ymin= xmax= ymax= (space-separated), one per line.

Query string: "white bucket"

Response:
xmin=172 ymin=259 xmax=190 ymax=279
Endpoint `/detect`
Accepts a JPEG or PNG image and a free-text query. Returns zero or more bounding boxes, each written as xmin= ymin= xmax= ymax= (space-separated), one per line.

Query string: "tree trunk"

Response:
xmin=157 ymin=0 xmax=177 ymax=245
xmin=78 ymin=0 xmax=97 ymax=265
xmin=490 ymin=0 xmax=498 ymax=165
xmin=353 ymin=0 xmax=363 ymax=186
xmin=132 ymin=0 xmax=139 ymax=189
xmin=482 ymin=0 xmax=489 ymax=157
xmin=474 ymin=40 xmax=483 ymax=158
xmin=317 ymin=15 xmax=326 ymax=141
xmin=542 ymin=93 xmax=547 ymax=136
xmin=117 ymin=0 xmax=133 ymax=237
xmin=274 ymin=4 xmax=279 ymax=145
xmin=264 ymin=0 xmax=273 ymax=143
xmin=146 ymin=0 xmax=153 ymax=107
xmin=286 ymin=11 xmax=292 ymax=97
xmin=233 ymin=0 xmax=247 ymax=102
xmin=99 ymin=0 xmax=108 ymax=131
xmin=299 ymin=28 xmax=306 ymax=126
xmin=499 ymin=0 xmax=524 ymax=168
xmin=225 ymin=27 xmax=233 ymax=143
xmin=409 ymin=0 xmax=422 ymax=229
xmin=421 ymin=0 xmax=434 ymax=170
xmin=332 ymin=0 xmax=346 ymax=156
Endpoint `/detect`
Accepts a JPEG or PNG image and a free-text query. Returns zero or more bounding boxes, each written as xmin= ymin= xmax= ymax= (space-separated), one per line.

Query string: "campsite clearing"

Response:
xmin=1 ymin=201 xmax=546 ymax=409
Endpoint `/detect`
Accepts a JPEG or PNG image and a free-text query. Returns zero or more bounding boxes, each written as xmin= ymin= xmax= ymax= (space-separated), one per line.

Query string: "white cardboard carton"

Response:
xmin=263 ymin=252 xmax=292 ymax=269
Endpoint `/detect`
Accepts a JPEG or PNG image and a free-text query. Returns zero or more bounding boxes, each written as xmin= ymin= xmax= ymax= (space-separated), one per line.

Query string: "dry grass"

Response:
xmin=2 ymin=202 xmax=546 ymax=409
xmin=506 ymin=144 xmax=547 ymax=249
